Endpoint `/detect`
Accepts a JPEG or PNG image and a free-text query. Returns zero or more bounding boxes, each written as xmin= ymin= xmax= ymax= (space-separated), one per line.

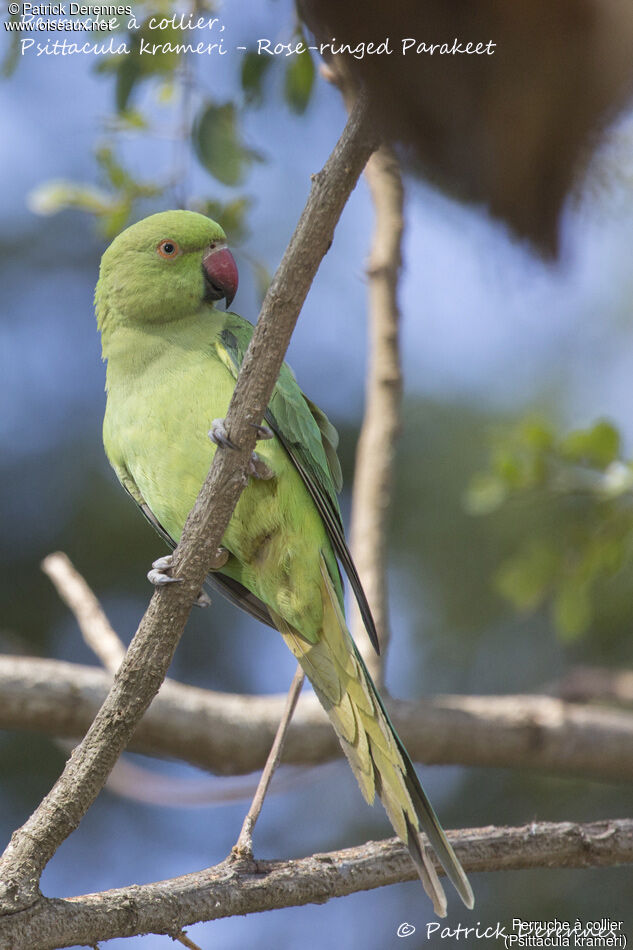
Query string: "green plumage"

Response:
xmin=95 ymin=210 xmax=474 ymax=916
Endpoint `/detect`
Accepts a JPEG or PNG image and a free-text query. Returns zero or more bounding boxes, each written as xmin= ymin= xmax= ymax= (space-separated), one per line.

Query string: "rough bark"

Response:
xmin=1 ymin=819 xmax=630 ymax=950
xmin=2 ymin=655 xmax=633 ymax=782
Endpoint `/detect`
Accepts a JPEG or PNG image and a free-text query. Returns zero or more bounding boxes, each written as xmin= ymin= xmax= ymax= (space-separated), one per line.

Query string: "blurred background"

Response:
xmin=1 ymin=0 xmax=633 ymax=946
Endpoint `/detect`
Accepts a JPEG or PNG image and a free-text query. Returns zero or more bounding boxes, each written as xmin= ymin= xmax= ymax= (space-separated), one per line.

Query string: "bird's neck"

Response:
xmin=101 ymin=307 xmax=225 ymax=393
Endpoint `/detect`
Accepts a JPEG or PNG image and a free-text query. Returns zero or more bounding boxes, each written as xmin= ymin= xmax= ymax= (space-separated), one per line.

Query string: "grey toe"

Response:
xmin=248 ymin=452 xmax=275 ymax=480
xmin=208 ymin=417 xmax=239 ymax=450
xmin=148 ymin=554 xmax=182 ymax=586
xmin=249 ymin=423 xmax=274 ymax=441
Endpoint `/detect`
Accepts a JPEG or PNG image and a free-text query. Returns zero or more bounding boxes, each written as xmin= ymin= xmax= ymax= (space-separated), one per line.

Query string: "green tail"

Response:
xmin=274 ymin=553 xmax=474 ymax=916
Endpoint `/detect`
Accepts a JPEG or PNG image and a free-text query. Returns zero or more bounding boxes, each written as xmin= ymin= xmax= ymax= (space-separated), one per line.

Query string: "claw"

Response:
xmin=248 ymin=453 xmax=275 ymax=481
xmin=209 ymin=418 xmax=273 ymax=480
xmin=208 ymin=418 xmax=239 ymax=450
xmin=147 ymin=555 xmax=182 ymax=586
xmin=209 ymin=546 xmax=230 ymax=570
xmin=148 ymin=554 xmax=220 ymax=605
xmin=249 ymin=422 xmax=274 ymax=441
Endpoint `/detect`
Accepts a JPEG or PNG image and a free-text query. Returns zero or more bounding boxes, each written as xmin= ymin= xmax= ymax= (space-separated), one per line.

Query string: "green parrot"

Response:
xmin=95 ymin=209 xmax=474 ymax=917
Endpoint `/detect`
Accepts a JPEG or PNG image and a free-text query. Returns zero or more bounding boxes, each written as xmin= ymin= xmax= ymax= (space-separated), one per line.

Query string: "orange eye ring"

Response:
xmin=157 ymin=239 xmax=181 ymax=259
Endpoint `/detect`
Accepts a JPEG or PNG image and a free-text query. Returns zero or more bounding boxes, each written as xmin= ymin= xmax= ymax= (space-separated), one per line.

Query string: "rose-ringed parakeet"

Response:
xmin=95 ymin=209 xmax=474 ymax=916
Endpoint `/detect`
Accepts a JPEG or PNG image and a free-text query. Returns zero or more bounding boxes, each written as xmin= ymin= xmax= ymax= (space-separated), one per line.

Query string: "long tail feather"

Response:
xmin=271 ymin=551 xmax=474 ymax=915
xmin=406 ymin=817 xmax=447 ymax=918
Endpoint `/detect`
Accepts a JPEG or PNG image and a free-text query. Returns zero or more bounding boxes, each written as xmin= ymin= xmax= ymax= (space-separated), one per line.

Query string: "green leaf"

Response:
xmin=241 ymin=52 xmax=274 ymax=106
xmin=494 ymin=541 xmax=559 ymax=611
xmin=26 ymin=181 xmax=134 ymax=238
xmin=27 ymin=181 xmax=113 ymax=217
xmin=101 ymin=204 xmax=134 ymax=239
xmin=114 ymin=109 xmax=149 ymax=130
xmin=194 ymin=197 xmax=253 ymax=243
xmin=552 ymin=580 xmax=592 ymax=639
xmin=193 ymin=102 xmax=263 ymax=186
xmin=561 ymin=420 xmax=620 ymax=469
xmin=105 ymin=21 xmax=183 ymax=112
xmin=96 ymin=146 xmax=133 ymax=190
xmin=115 ymin=56 xmax=142 ymax=113
xmin=518 ymin=417 xmax=554 ymax=451
xmin=284 ymin=49 xmax=315 ymax=114
xmin=464 ymin=472 xmax=507 ymax=516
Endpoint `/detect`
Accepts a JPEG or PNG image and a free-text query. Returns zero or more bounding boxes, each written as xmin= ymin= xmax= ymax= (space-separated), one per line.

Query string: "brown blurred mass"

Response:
xmin=298 ymin=0 xmax=633 ymax=253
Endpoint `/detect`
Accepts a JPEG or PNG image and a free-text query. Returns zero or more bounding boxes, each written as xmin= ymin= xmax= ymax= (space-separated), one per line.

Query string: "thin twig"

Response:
xmin=0 ymin=97 xmax=378 ymax=917
xmin=234 ymin=664 xmax=305 ymax=857
xmin=41 ymin=552 xmax=126 ymax=674
xmin=2 ymin=654 xmax=633 ymax=782
xmin=175 ymin=931 xmax=203 ymax=950
xmin=1 ymin=819 xmax=631 ymax=949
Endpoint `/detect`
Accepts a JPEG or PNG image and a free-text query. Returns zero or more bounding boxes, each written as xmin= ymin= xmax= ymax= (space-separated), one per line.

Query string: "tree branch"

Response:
xmin=349 ymin=142 xmax=404 ymax=684
xmin=2 ymin=655 xmax=633 ymax=783
xmin=41 ymin=552 xmax=125 ymax=674
xmin=1 ymin=819 xmax=630 ymax=949
xmin=548 ymin=666 xmax=633 ymax=709
xmin=0 ymin=97 xmax=378 ymax=916
xmin=42 ymin=550 xmax=235 ymax=809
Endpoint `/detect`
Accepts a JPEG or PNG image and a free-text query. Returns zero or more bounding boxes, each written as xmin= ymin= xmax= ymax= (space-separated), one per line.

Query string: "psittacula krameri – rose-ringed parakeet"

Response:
xmin=95 ymin=210 xmax=474 ymax=917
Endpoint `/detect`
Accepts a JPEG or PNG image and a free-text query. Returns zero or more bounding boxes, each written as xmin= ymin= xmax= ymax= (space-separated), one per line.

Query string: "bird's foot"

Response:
xmin=209 ymin=417 xmax=274 ymax=480
xmin=147 ymin=555 xmax=182 ymax=587
xmin=249 ymin=422 xmax=274 ymax=441
xmin=148 ymin=554 xmax=223 ymax=606
xmin=249 ymin=422 xmax=275 ymax=479
xmin=208 ymin=545 xmax=230 ymax=570
xmin=249 ymin=452 xmax=275 ymax=481
xmin=208 ymin=418 xmax=239 ymax=450
xmin=147 ymin=547 xmax=229 ymax=607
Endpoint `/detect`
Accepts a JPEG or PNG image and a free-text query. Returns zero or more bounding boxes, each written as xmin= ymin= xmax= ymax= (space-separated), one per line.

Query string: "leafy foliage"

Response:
xmin=192 ymin=197 xmax=253 ymax=243
xmin=284 ymin=39 xmax=315 ymax=114
xmin=466 ymin=417 xmax=633 ymax=640
xmin=193 ymin=102 xmax=263 ymax=186
xmin=28 ymin=147 xmax=162 ymax=239
xmin=21 ymin=4 xmax=317 ymax=242
xmin=240 ymin=51 xmax=274 ymax=106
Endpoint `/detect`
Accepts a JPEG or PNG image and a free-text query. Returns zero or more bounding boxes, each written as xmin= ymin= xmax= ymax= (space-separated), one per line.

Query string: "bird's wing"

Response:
xmin=126 ymin=488 xmax=276 ymax=629
xmin=218 ymin=315 xmax=380 ymax=654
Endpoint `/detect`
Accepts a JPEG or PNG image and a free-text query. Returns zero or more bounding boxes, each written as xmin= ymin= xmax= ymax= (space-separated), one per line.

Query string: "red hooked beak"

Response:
xmin=202 ymin=244 xmax=238 ymax=309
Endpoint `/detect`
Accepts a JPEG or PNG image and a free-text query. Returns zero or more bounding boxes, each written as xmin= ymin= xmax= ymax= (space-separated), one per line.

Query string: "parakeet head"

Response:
xmin=95 ymin=210 xmax=238 ymax=337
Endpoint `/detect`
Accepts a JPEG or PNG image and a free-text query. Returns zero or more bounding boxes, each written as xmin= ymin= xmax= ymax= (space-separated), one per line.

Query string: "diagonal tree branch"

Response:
xmin=41 ymin=552 xmax=126 ymax=674
xmin=2 ymin=655 xmax=633 ymax=783
xmin=0 ymin=96 xmax=378 ymax=916
xmin=42 ymin=550 xmax=258 ymax=810
xmin=1 ymin=819 xmax=631 ymax=949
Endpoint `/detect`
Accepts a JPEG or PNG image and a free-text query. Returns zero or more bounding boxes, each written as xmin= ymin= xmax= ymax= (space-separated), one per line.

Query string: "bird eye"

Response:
xmin=157 ymin=240 xmax=180 ymax=259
